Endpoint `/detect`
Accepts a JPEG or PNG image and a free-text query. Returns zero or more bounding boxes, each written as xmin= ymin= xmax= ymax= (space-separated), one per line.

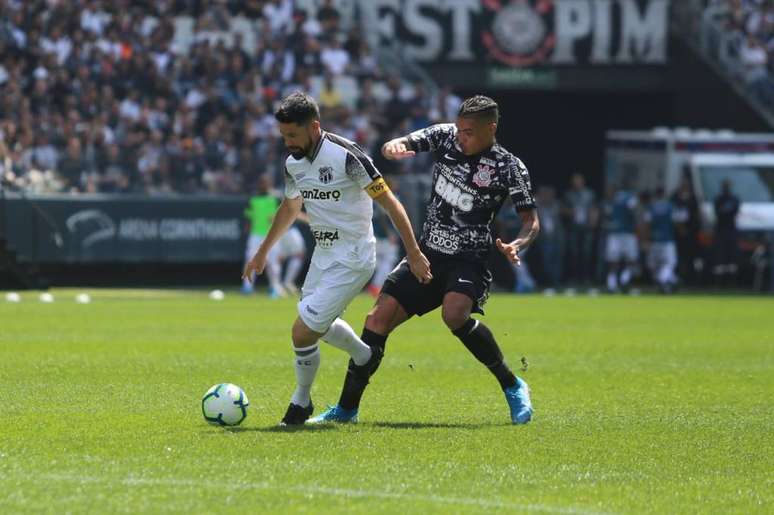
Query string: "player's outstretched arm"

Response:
xmin=242 ymin=196 xmax=303 ymax=281
xmin=381 ymin=137 xmax=415 ymax=160
xmin=374 ymin=190 xmax=432 ymax=284
xmin=496 ymin=208 xmax=540 ymax=266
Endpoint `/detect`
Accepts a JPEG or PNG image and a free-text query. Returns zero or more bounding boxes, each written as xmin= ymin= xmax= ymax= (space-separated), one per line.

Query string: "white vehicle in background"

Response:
xmin=605 ymin=128 xmax=774 ymax=234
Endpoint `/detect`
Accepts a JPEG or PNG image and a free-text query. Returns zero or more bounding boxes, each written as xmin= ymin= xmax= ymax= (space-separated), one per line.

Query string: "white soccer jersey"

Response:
xmin=284 ymin=131 xmax=388 ymax=269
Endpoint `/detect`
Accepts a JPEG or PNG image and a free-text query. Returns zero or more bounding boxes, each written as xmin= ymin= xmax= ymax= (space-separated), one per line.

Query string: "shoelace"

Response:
xmin=322 ymin=405 xmax=340 ymax=419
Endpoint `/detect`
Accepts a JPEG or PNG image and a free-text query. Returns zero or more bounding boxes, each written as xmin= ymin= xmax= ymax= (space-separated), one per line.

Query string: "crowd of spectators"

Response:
xmin=698 ymin=0 xmax=774 ymax=108
xmin=0 ymin=0 xmax=461 ymax=195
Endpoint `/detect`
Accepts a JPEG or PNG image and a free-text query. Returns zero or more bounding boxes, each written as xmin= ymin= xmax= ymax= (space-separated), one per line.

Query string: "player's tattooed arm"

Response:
xmin=383 ymin=124 xmax=455 ymax=159
xmin=381 ymin=137 xmax=415 ymax=160
xmin=496 ymin=208 xmax=540 ymax=266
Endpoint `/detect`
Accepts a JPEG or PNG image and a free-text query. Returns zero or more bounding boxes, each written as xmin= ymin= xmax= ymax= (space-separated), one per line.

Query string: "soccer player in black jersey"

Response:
xmin=310 ymin=95 xmax=539 ymax=425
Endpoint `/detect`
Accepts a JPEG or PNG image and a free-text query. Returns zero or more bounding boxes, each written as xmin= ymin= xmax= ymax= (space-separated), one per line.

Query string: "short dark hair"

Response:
xmin=274 ymin=92 xmax=320 ymax=125
xmin=458 ymin=95 xmax=499 ymax=123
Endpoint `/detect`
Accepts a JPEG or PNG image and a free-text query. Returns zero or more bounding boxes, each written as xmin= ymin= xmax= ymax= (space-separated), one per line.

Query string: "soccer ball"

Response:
xmin=201 ymin=383 xmax=249 ymax=426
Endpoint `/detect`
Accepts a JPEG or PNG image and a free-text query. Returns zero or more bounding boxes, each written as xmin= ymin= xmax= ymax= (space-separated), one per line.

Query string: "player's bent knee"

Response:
xmin=364 ymin=310 xmax=391 ymax=335
xmin=364 ymin=295 xmax=402 ymax=334
xmin=442 ymin=300 xmax=473 ymax=331
xmin=291 ymin=317 xmax=323 ymax=347
xmin=442 ymin=309 xmax=469 ymax=331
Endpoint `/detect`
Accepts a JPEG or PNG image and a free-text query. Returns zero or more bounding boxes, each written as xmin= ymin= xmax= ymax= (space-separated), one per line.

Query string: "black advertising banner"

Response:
xmin=360 ymin=0 xmax=670 ymax=89
xmin=2 ymin=194 xmax=247 ymax=263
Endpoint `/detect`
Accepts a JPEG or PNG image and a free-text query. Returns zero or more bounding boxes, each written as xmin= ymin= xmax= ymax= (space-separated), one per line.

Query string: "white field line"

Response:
xmin=21 ymin=473 xmax=612 ymax=515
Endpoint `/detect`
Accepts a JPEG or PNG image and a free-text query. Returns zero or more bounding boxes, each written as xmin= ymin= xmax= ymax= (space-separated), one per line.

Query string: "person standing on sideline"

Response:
xmin=536 ymin=185 xmax=564 ymax=290
xmin=604 ymin=185 xmax=639 ymax=293
xmin=713 ymin=179 xmax=740 ymax=286
xmin=671 ymin=176 xmax=701 ymax=285
xmin=242 ymin=174 xmax=308 ymax=298
xmin=644 ymin=187 xmax=678 ymax=293
xmin=563 ymin=173 xmax=596 ymax=287
xmin=242 ymin=175 xmax=279 ymax=295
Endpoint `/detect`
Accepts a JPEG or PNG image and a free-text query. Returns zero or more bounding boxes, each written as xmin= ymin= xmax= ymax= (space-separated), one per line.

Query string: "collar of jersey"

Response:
xmin=304 ymin=130 xmax=327 ymax=163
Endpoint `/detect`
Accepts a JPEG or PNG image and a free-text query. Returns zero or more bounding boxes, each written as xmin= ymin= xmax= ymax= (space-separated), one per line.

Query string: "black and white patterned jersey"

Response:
xmin=406 ymin=123 xmax=536 ymax=261
xmin=284 ymin=131 xmax=388 ymax=269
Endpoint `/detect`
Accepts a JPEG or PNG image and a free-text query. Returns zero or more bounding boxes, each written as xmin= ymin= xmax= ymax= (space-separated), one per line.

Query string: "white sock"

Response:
xmin=290 ymin=343 xmax=319 ymax=407
xmin=607 ymin=271 xmax=618 ymax=291
xmin=620 ymin=267 xmax=632 ymax=286
xmin=284 ymin=256 xmax=303 ymax=286
xmin=657 ymin=266 xmax=670 ymax=286
xmin=322 ymin=318 xmax=372 ymax=366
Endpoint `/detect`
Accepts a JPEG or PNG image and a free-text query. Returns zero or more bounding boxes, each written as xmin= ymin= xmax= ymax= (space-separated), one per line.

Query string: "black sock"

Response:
xmin=452 ymin=319 xmax=516 ymax=390
xmin=338 ymin=329 xmax=388 ymax=410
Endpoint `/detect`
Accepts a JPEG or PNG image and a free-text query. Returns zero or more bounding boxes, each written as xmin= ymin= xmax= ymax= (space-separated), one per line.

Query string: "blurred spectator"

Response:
xmin=263 ymin=0 xmax=294 ymax=36
xmin=644 ymin=187 xmax=678 ymax=293
xmin=698 ymin=0 xmax=774 ymax=109
xmin=320 ymin=38 xmax=350 ymax=75
xmin=431 ymin=86 xmax=463 ymax=122
xmin=499 ymin=198 xmax=536 ymax=293
xmin=31 ymin=132 xmax=59 ymax=172
xmin=318 ymin=73 xmax=343 ymax=109
xmin=317 ymin=0 xmax=342 ymax=36
xmin=99 ymin=143 xmax=133 ymax=193
xmin=739 ymin=32 xmax=773 ymax=103
xmin=563 ymin=173 xmax=597 ymax=286
xmin=384 ymin=76 xmax=411 ymax=128
xmin=713 ymin=179 xmax=741 ymax=284
xmin=671 ymin=176 xmax=702 ymax=284
xmin=58 ymin=137 xmax=88 ymax=191
xmin=536 ymin=186 xmax=564 ymax=289
xmin=604 ymin=185 xmax=639 ymax=293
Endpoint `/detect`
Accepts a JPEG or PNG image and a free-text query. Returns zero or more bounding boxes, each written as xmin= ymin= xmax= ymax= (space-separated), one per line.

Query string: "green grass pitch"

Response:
xmin=1 ymin=289 xmax=773 ymax=513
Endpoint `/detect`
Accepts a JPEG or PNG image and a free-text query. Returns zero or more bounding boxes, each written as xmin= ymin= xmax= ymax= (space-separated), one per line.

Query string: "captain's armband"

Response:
xmin=365 ymin=177 xmax=389 ymax=199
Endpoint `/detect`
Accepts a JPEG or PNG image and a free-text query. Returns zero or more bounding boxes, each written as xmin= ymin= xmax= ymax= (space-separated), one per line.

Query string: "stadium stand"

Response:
xmin=677 ymin=0 xmax=774 ymax=116
xmin=0 ymin=0 xmax=456 ymax=195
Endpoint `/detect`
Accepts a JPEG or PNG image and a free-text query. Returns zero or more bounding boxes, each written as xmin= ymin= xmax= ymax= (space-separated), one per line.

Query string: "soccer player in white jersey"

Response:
xmin=242 ymin=92 xmax=432 ymax=425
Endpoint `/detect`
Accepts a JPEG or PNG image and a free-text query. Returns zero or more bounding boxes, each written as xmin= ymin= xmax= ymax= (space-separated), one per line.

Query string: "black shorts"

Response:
xmin=382 ymin=254 xmax=492 ymax=316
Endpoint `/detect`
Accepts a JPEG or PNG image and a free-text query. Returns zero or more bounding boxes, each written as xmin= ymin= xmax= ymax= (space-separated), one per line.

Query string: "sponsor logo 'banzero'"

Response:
xmin=302 ymin=189 xmax=342 ymax=201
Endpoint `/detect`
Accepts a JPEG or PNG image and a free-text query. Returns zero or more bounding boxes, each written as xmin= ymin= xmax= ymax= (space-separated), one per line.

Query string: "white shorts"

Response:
xmin=245 ymin=234 xmax=265 ymax=263
xmin=647 ymin=241 xmax=677 ymax=270
xmin=606 ymin=233 xmax=639 ymax=263
xmin=270 ymin=226 xmax=305 ymax=260
xmin=297 ymin=260 xmax=374 ymax=333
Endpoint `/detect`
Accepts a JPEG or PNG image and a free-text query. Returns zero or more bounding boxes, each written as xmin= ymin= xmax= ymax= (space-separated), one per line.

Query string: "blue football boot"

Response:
xmin=308 ymin=404 xmax=358 ymax=424
xmin=504 ymin=377 xmax=533 ymax=424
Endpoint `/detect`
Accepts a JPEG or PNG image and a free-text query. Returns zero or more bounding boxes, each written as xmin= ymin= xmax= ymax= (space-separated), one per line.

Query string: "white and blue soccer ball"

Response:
xmin=201 ymin=383 xmax=249 ymax=426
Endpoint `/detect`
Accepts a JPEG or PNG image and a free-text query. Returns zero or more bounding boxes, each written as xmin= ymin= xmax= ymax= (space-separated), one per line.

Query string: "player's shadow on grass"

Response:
xmin=220 ymin=425 xmax=338 ymax=433
xmin=365 ymin=421 xmax=497 ymax=430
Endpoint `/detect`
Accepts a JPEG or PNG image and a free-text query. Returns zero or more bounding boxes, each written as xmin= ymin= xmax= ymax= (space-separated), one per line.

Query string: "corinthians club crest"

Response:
xmin=473 ymin=165 xmax=495 ymax=188
xmin=318 ymin=166 xmax=333 ymax=184
xmin=482 ymin=0 xmax=555 ymax=67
